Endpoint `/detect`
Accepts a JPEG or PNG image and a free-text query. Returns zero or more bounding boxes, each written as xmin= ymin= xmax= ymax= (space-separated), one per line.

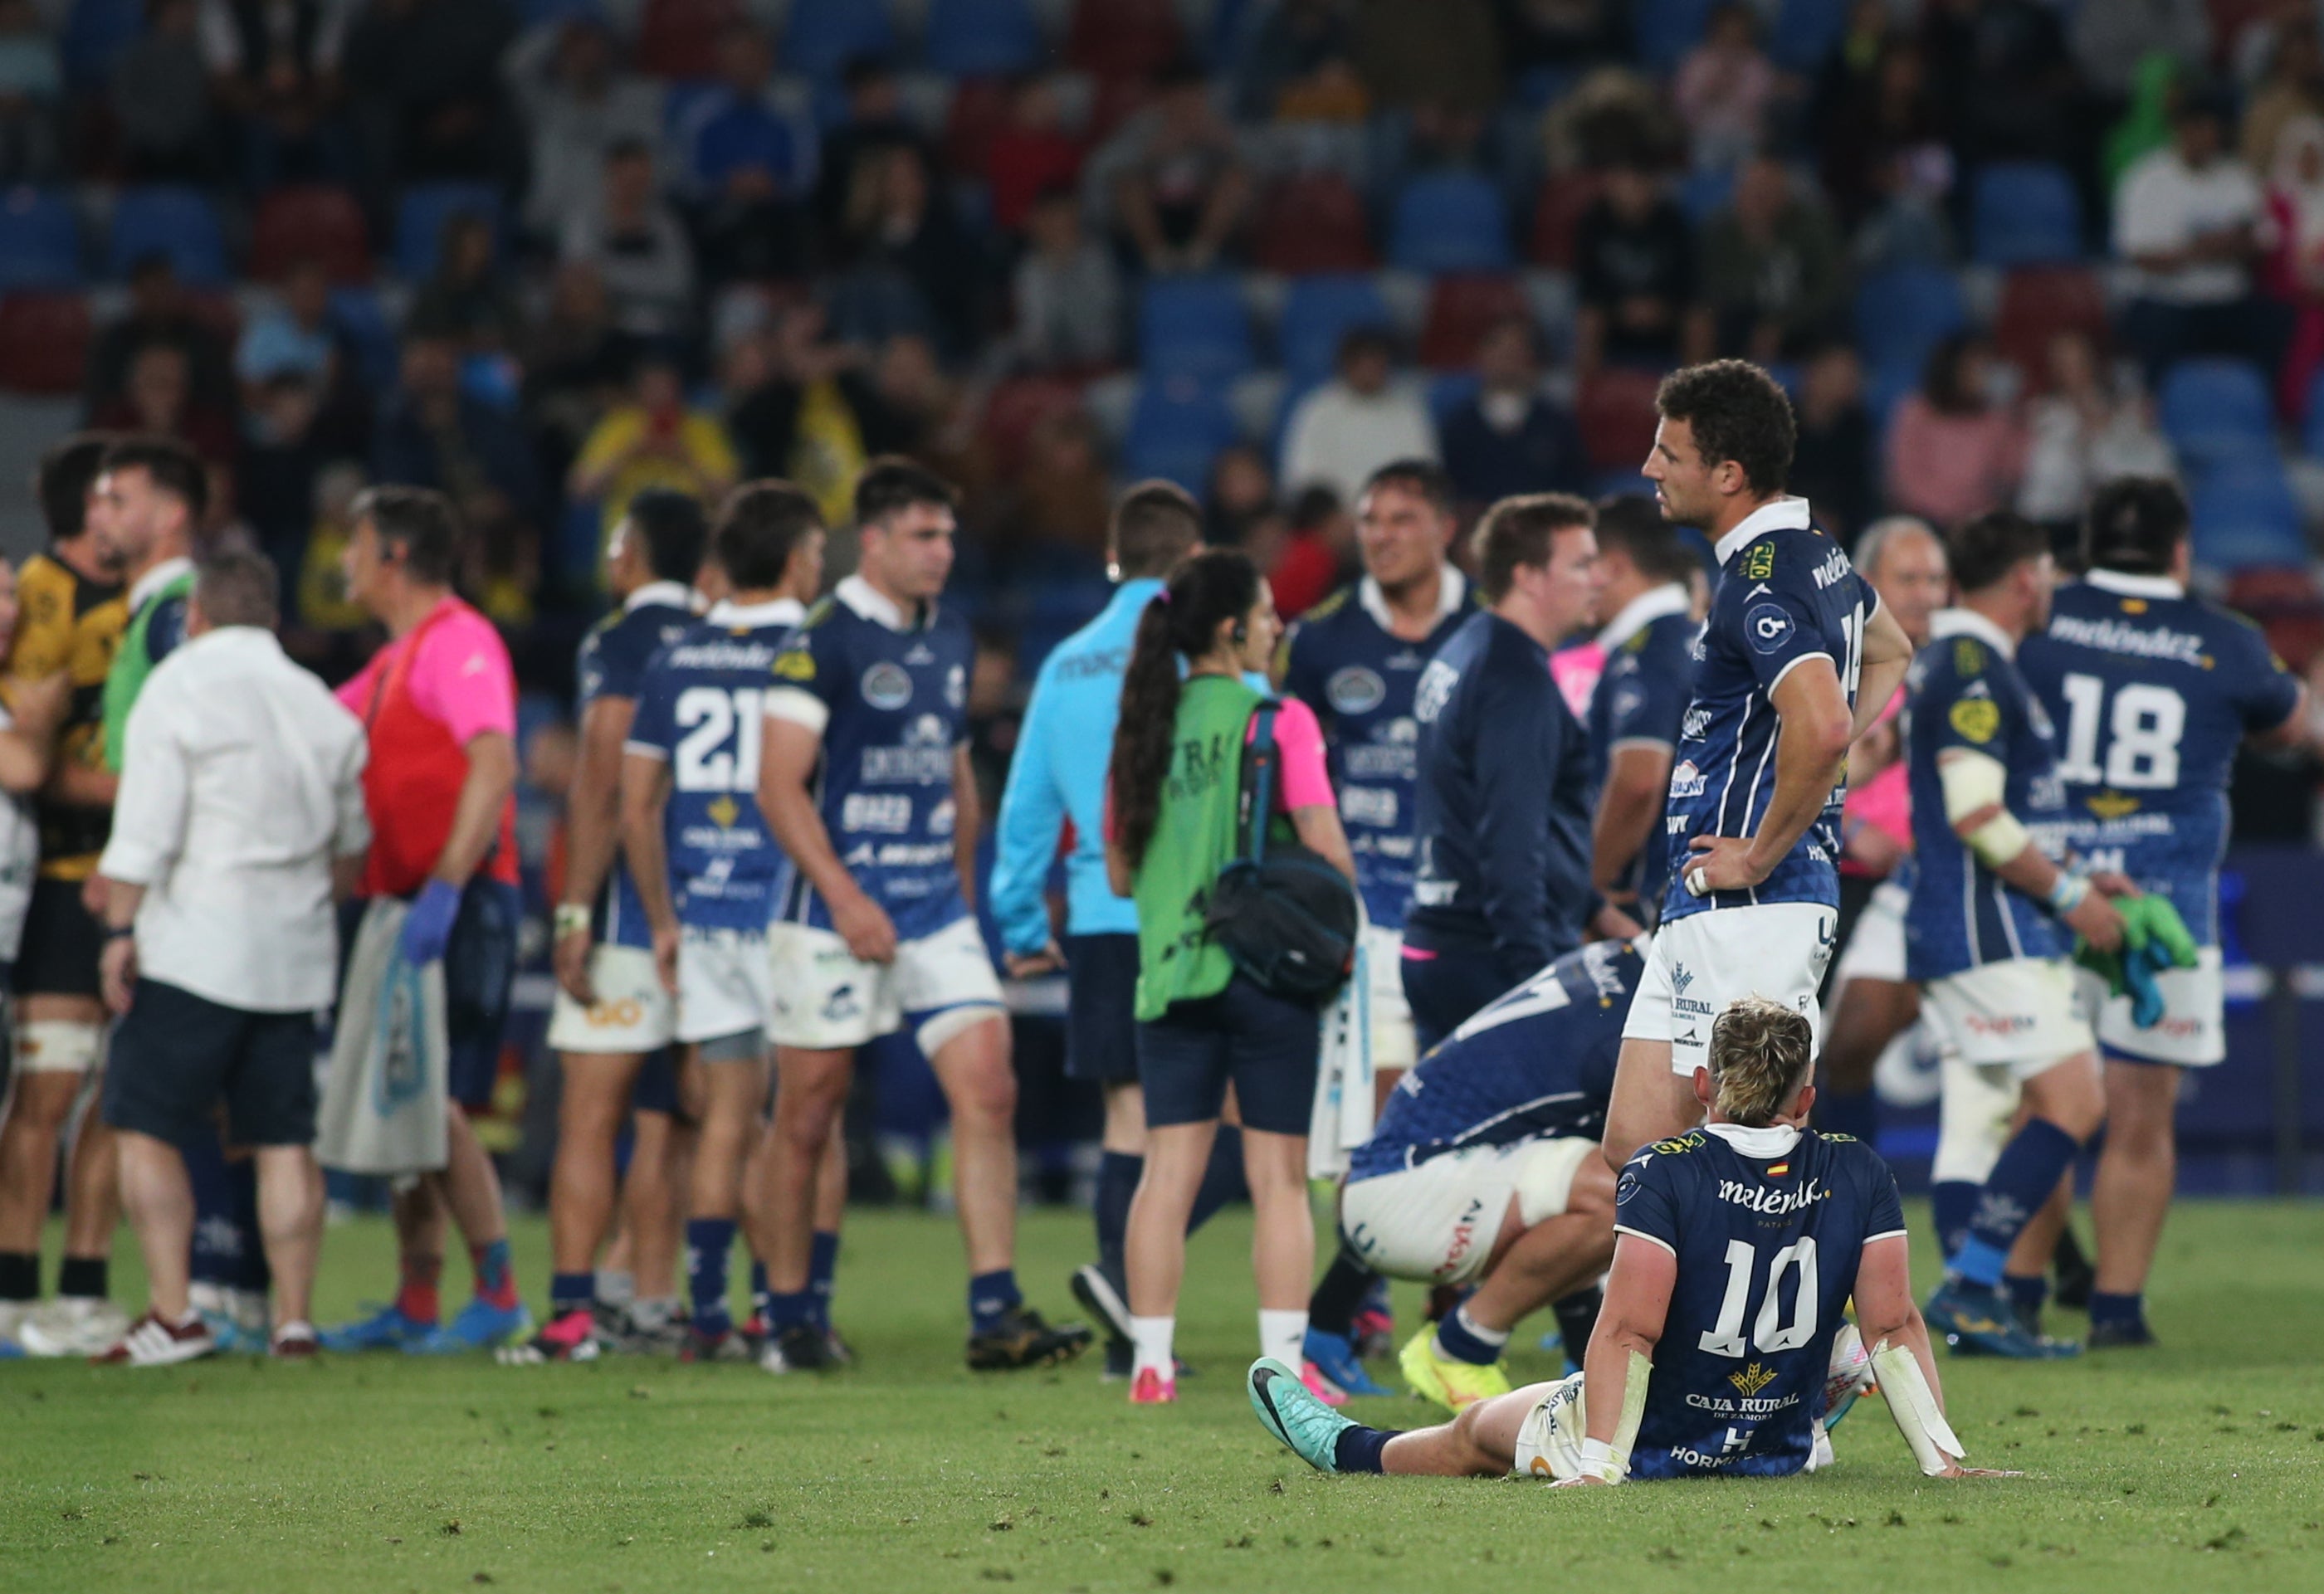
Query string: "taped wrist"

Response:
xmin=1939 ymin=750 xmax=2028 ymax=870
xmin=1871 ymin=1339 xmax=1966 ymax=1476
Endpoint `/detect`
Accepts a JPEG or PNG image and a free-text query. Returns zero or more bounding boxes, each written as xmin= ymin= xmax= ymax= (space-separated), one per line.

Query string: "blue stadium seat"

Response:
xmin=0 ymin=189 xmax=81 ymax=290
xmin=924 ymin=0 xmax=1042 ymax=76
xmin=393 ymin=183 xmax=504 ymax=281
xmin=1137 ymin=275 xmax=1253 ymax=383
xmin=1277 ymin=274 xmax=1393 ymax=387
xmin=1853 ymin=265 xmax=1966 ymax=383
xmin=61 ymin=0 xmax=143 ymax=90
xmin=1628 ymin=0 xmax=1718 ymax=76
xmin=1972 ymin=162 xmax=2082 ymax=266
xmin=2301 ymin=369 xmax=2324 ymax=457
xmin=1427 ymin=370 xmax=1482 ymax=427
xmin=1387 ymin=173 xmax=1511 ymax=272
xmin=2161 ymin=358 xmax=2276 ymax=468
xmin=329 ymin=288 xmax=399 ymax=390
xmin=107 ymin=187 xmax=228 ymax=286
xmin=1122 ymin=377 xmax=1241 ymax=493
xmin=2190 ymin=462 xmax=2309 ymax=571
xmin=1768 ymin=0 xmax=1850 ymax=73
xmin=784 ymin=0 xmax=897 ymax=79
xmin=1677 ymin=165 xmax=1736 ymax=223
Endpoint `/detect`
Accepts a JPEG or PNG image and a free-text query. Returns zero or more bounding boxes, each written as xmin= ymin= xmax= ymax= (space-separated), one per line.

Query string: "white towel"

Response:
xmin=1306 ymin=933 xmax=1376 ymax=1180
xmin=315 ymin=898 xmax=448 ymax=1177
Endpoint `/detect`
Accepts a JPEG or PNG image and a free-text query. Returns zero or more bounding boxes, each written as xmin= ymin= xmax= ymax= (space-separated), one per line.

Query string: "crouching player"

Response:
xmin=1251 ymin=997 xmax=2014 ymax=1485
xmin=1324 ymin=938 xmax=1637 ymax=1411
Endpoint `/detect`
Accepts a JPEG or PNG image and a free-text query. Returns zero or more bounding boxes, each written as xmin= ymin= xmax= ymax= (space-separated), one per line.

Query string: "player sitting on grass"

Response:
xmin=1316 ymin=938 xmax=1637 ymax=1412
xmin=1251 ymin=997 xmax=2014 ymax=1484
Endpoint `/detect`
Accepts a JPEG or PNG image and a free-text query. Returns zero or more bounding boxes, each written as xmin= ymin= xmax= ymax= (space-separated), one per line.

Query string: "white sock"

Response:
xmin=1259 ymin=1309 xmax=1308 ymax=1368
xmin=1130 ymin=1314 xmax=1175 ymax=1379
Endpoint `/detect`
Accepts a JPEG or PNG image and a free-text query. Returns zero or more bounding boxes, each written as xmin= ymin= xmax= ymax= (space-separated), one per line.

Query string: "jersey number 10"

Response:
xmin=2054 ymin=673 xmax=2185 ymax=790
xmin=1697 ymin=1236 xmax=1819 ymax=1358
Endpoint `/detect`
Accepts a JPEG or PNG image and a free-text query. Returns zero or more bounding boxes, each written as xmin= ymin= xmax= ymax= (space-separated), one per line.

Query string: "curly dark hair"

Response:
xmin=1946 ymin=510 xmax=2049 ymax=596
xmin=1654 ymin=359 xmax=1796 ymax=497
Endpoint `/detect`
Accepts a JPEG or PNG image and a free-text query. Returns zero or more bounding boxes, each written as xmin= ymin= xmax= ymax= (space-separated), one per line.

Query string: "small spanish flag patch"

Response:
xmin=1766 ymin=1163 xmax=1790 ymax=1177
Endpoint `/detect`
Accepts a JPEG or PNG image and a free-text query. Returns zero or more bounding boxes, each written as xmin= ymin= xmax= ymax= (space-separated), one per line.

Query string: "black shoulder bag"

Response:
xmin=1199 ymin=702 xmax=1358 ymax=1006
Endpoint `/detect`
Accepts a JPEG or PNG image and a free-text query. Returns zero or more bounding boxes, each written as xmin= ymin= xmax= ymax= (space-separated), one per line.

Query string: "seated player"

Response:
xmin=1321 ymin=938 xmax=1638 ymax=1412
xmin=1250 ymin=997 xmax=2012 ymax=1486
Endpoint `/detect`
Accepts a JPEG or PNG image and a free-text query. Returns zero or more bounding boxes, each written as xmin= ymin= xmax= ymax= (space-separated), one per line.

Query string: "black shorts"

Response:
xmin=444 ymin=877 xmax=522 ymax=1112
xmin=12 ymin=876 xmax=104 ymax=1000
xmin=1063 ymin=933 xmax=1141 ymax=1085
xmin=632 ymin=1046 xmax=681 ymax=1116
xmin=104 ymin=978 xmax=318 ymax=1148
xmin=1401 ymin=925 xmax=1529 ymax=1054
xmin=1135 ymin=974 xmax=1320 ymax=1137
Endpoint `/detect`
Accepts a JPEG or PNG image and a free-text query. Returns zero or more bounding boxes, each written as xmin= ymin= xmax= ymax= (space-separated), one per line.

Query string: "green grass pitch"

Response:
xmin=3 ymin=1199 xmax=2322 ymax=1592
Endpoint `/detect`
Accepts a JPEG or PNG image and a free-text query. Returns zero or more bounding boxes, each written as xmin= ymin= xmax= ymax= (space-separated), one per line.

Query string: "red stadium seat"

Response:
xmin=1528 ymin=168 xmax=1604 ymax=271
xmin=250 ymin=185 xmax=371 ymax=285
xmin=944 ymin=76 xmax=1013 ymax=179
xmin=1087 ymin=73 xmax=1156 ymax=143
xmin=1992 ymin=266 xmax=2109 ymax=391
xmin=1577 ymin=367 xmax=1662 ymax=472
xmin=2224 ymin=568 xmax=2324 ymax=674
xmin=636 ymin=0 xmax=741 ymax=81
xmin=1067 ymin=0 xmax=1183 ymax=80
xmin=1252 ymin=173 xmax=1374 ymax=275
xmin=1418 ymin=275 xmax=1529 ymax=369
xmin=0 ymin=290 xmax=90 ymax=395
xmin=981 ymin=375 xmax=1089 ymax=478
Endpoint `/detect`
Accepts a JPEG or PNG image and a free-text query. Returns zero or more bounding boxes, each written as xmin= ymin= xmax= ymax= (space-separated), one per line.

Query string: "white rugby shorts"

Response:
xmin=1623 ymin=903 xmax=1838 ymax=1077
xmin=1921 ymin=956 xmax=2093 ymax=1079
xmin=767 ymin=914 xmax=1003 ymax=1053
xmin=1340 ymin=1137 xmax=1598 ymax=1288
xmin=1363 ymin=923 xmax=1418 ymax=1073
xmin=546 ymin=944 xmax=677 ymax=1054
xmin=1833 ymin=878 xmax=1909 ymax=987
xmin=1511 ymin=1372 xmax=1590 ymax=1479
xmin=2073 ymin=944 xmax=2224 ymax=1069
xmin=676 ymin=928 xmax=775 ymax=1048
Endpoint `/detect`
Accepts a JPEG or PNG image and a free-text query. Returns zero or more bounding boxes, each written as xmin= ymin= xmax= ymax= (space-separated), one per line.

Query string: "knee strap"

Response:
xmin=12 ymin=1021 xmax=103 ymax=1075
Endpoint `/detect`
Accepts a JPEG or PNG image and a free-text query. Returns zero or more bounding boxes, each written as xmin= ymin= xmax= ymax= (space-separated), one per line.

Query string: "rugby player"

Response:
xmin=2019 ymin=480 xmax=2308 ymax=1347
xmin=1252 ymin=997 xmax=2009 ymax=1484
xmin=757 ymin=459 xmax=1089 ymax=1371
xmin=1605 ymin=361 xmax=1913 ymax=1172
xmin=1584 ymin=495 xmax=1700 ymax=924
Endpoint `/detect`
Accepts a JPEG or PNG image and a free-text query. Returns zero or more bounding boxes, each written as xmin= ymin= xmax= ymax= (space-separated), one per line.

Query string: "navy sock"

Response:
xmin=808 ymin=1231 xmax=840 ymax=1331
xmin=183 ymin=1134 xmax=237 ymax=1288
xmin=1333 ymin=1426 xmax=1394 ymax=1474
xmin=2004 ymin=1273 xmax=2048 ymax=1323
xmin=766 ymin=1289 xmax=814 ymax=1332
xmin=0 ymin=1251 xmax=35 ymax=1302
xmin=1308 ymin=1247 xmax=1375 ymax=1337
xmin=1953 ymin=1119 xmax=2079 ymax=1288
xmin=969 ymin=1269 xmax=1022 ymax=1334
xmin=749 ymin=1260 xmax=770 ymax=1326
xmin=550 ymin=1271 xmax=595 ymax=1315
xmin=1551 ymin=1288 xmax=1602 ymax=1367
xmin=1930 ymin=1181 xmax=1980 ymax=1264
xmin=57 ymin=1255 xmax=108 ymax=1299
xmin=1188 ymin=1125 xmax=1247 ymax=1234
xmin=1433 ymin=1306 xmax=1507 ymax=1367
xmin=686 ymin=1218 xmax=736 ymax=1335
xmin=2088 ymin=1290 xmax=2145 ymax=1328
xmin=225 ymin=1159 xmax=269 ymax=1293
xmin=1818 ymin=1088 xmax=1880 ymax=1143
xmin=1095 ymin=1152 xmax=1141 ymax=1276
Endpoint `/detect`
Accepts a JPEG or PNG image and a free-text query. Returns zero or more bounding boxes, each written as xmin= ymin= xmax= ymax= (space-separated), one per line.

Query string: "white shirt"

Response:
xmin=0 ymin=702 xmax=33 ymax=963
xmin=2114 ymin=148 xmax=2268 ymax=305
xmin=1280 ymin=379 xmax=1440 ymax=507
xmin=99 ymin=626 xmax=371 ymax=1011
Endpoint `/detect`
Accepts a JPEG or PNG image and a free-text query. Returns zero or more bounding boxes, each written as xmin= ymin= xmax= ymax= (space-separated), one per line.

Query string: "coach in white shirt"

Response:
xmin=91 ymin=552 xmax=371 ymax=1366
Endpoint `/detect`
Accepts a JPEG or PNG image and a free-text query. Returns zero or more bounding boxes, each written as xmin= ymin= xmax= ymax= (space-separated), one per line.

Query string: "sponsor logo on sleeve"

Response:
xmin=1745 ymin=602 xmax=1794 ymax=656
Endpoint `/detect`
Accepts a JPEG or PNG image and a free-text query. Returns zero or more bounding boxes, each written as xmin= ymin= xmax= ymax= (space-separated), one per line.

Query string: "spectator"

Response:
xmin=724 ymin=301 xmax=870 ymax=519
xmin=1354 ymin=0 xmax=1502 ymax=114
xmin=835 ymin=144 xmax=984 ymax=358
xmin=1808 ymin=0 xmax=1895 ymax=152
xmin=521 ymin=262 xmax=631 ymax=473
xmin=1920 ymin=0 xmax=2077 ymax=169
xmin=2114 ymin=90 xmax=2282 ymax=381
xmin=405 ymin=211 xmax=522 ymax=351
xmin=1233 ymin=0 xmax=1361 ymax=122
xmin=1819 ymin=34 xmax=1950 ymax=235
xmin=560 ymin=139 xmax=696 ymax=340
xmin=233 ymin=258 xmax=367 ymax=452
xmin=1699 ymin=154 xmax=1849 ymax=363
xmin=672 ymin=19 xmax=817 ymax=283
xmin=286 ymin=460 xmax=374 ymax=679
xmin=2243 ymin=22 xmax=2324 ymax=177
xmin=342 ymin=0 xmax=518 ymax=187
xmin=1279 ymin=327 xmax=1438 ymax=506
xmin=2104 ymin=51 xmax=2184 ymax=194
xmin=85 ymin=255 xmax=237 ymax=418
xmin=1011 ymin=186 xmax=1120 ymax=373
xmin=372 ymin=329 xmax=544 ymax=539
xmin=1573 ymin=159 xmax=1706 ymax=376
xmin=1098 ymin=62 xmax=1252 ymax=275
xmin=2016 ymin=330 xmax=2176 ymax=530
xmin=92 ymin=551 xmax=364 ymax=1364
xmin=1493 ymin=0 xmax=1623 ymax=76
xmin=1672 ymin=2 xmax=1778 ymax=172
xmin=1204 ymin=442 xmax=1277 ymax=549
xmin=507 ymin=17 xmax=662 ymax=244
xmin=114 ymin=0 xmax=221 ymax=181
xmin=1438 ymin=314 xmax=1589 ymax=509
xmin=1267 ymin=485 xmax=1355 ymax=620
xmin=238 ymin=374 xmax=333 ymax=554
xmin=93 ymin=344 xmax=240 ymax=474
xmin=1883 ymin=332 xmax=2026 ymax=527
xmin=998 ymin=408 xmax=1112 ymax=563
xmin=1789 ymin=344 xmax=1876 ymax=547
xmin=814 ymin=56 xmax=934 ymax=236
xmin=569 ymin=350 xmax=740 ymax=548
xmin=2071 ymin=0 xmax=2211 ymax=110
xmin=2268 ymin=114 xmax=2324 ymax=415
xmin=988 ymin=76 xmax=1087 ymax=236
xmin=0 ymin=0 xmax=61 ymax=183
xmin=201 ymin=0 xmax=359 ymax=189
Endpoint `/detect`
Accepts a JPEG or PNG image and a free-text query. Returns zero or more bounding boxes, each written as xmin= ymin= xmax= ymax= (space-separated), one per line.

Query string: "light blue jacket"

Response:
xmin=991 ymin=579 xmax=1161 ymax=954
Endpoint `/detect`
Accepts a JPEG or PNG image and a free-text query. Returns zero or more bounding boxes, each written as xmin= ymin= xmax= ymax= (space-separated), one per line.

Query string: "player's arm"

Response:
xmin=759 ymin=708 xmax=899 ymax=964
xmin=2248 ymin=675 xmax=2313 ymax=753
xmin=1591 ymin=742 xmax=1671 ymax=899
xmin=1938 ymin=746 xmax=2124 ymax=952
xmin=1687 ymin=654 xmax=1853 ymax=894
xmin=950 ymin=743 xmax=982 ymax=912
xmin=990 ymin=665 xmax=1067 ymax=972
xmin=45 ymin=757 xmax=117 ymax=809
xmin=617 ymin=747 xmax=681 ymax=995
xmin=1853 ymin=1234 xmax=2012 ymax=1478
xmin=1560 ymin=1231 xmax=1673 ymax=1486
xmin=556 ymin=690 xmax=638 ymax=1002
xmin=1851 ymin=598 xmax=1913 ymax=739
xmin=0 ymin=673 xmax=68 ymax=792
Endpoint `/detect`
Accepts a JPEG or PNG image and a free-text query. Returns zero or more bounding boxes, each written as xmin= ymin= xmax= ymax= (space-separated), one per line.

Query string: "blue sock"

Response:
xmin=808 ymin=1231 xmax=840 ymax=1331
xmin=184 ymin=1134 xmax=237 ymax=1289
xmin=1189 ymin=1125 xmax=1247 ymax=1234
xmin=766 ymin=1289 xmax=814 ymax=1331
xmin=686 ymin=1218 xmax=736 ymax=1336
xmin=550 ymin=1271 xmax=595 ymax=1315
xmin=1433 ymin=1305 xmax=1509 ymax=1367
xmin=749 ymin=1260 xmax=770 ymax=1326
xmin=2088 ymin=1290 xmax=2145 ymax=1328
xmin=1952 ymin=1119 xmax=2079 ymax=1288
xmin=1333 ymin=1426 xmax=1394 ymax=1473
xmin=969 ymin=1269 xmax=1022 ymax=1335
xmin=1930 ymin=1181 xmax=1980 ymax=1264
xmin=1095 ymin=1152 xmax=1141 ymax=1275
xmin=2005 ymin=1273 xmax=2048 ymax=1323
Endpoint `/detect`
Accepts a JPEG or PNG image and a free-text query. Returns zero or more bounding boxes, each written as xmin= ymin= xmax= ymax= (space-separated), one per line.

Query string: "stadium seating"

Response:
xmin=1418 ymin=275 xmax=1530 ymax=369
xmin=61 ymin=0 xmax=142 ymax=90
xmin=1629 ymin=0 xmax=1720 ymax=76
xmin=1768 ymin=0 xmax=1852 ymax=72
xmin=980 ymin=376 xmax=1090 ymax=478
xmin=1277 ymin=274 xmax=1393 ymax=387
xmin=1971 ymin=162 xmax=2083 ymax=266
xmin=1121 ymin=376 xmax=1240 ymax=492
xmin=943 ymin=76 xmax=1015 ymax=179
xmin=393 ymin=184 xmax=505 ymax=283
xmin=1137 ymin=275 xmax=1254 ymax=383
xmin=520 ymin=0 xmax=605 ymax=24
xmin=2190 ymin=460 xmax=2309 ymax=570
xmin=1067 ymin=0 xmax=1183 ymax=80
xmin=1388 ymin=172 xmax=1513 ymax=272
xmin=250 ymin=187 xmax=373 ymax=285
xmin=1991 ymin=266 xmax=2109 ymax=383
xmin=106 ymin=187 xmax=228 ymax=286
xmin=925 ymin=0 xmax=1043 ymax=76
xmin=634 ymin=0 xmax=740 ymax=81
xmin=1577 ymin=368 xmax=1663 ymax=474
xmin=1677 ymin=165 xmax=1736 ymax=224
xmin=1252 ymin=174 xmax=1375 ymax=275
xmin=0 ymin=189 xmax=81 ymax=291
xmin=0 ymin=292 xmax=90 ymax=396
xmin=328 ymin=287 xmax=402 ymax=391
xmin=1853 ymin=264 xmax=1967 ymax=384
xmin=1527 ymin=169 xmax=1604 ymax=270
xmin=2160 ymin=358 xmax=2277 ymax=470
xmin=783 ymin=0 xmax=899 ymax=79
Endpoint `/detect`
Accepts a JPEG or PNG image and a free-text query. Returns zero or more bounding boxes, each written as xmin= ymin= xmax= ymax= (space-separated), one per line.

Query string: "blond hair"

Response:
xmin=1707 ymin=997 xmax=1814 ymax=1127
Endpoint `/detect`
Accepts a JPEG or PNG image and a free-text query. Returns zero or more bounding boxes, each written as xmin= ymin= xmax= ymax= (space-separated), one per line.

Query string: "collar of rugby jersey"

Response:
xmin=2084 ymin=567 xmax=2186 ymax=601
xmin=1930 ymin=605 xmax=2017 ymax=660
xmin=1597 ymin=581 xmax=1692 ymax=652
xmin=1711 ymin=495 xmax=1813 ymax=568
xmin=836 ymin=573 xmax=933 ymax=632
xmin=624 ymin=579 xmax=696 ymax=614
xmin=126 ymin=553 xmax=195 ymax=615
xmin=706 ymin=596 xmax=806 ymax=629
xmin=1357 ymin=565 xmax=1467 ymax=632
xmin=1704 ymin=1121 xmax=1803 ymax=1158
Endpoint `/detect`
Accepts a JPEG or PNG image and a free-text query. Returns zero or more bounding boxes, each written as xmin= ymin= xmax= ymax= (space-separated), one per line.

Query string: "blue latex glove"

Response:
xmin=400 ymin=879 xmax=463 ymax=966
xmin=2122 ymin=937 xmax=2171 ymax=1030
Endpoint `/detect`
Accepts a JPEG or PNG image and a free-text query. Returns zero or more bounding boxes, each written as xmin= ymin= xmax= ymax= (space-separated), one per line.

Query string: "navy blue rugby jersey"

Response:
xmin=1348 ymin=937 xmax=1639 ymax=1182
xmin=1659 ymin=500 xmax=1879 ymax=924
xmin=2018 ymin=570 xmax=2301 ymax=944
xmin=764 ymin=575 xmax=974 ymax=941
xmin=1279 ymin=571 xmax=1474 ymax=930
xmin=1614 ymin=1124 xmax=1906 ymax=1480
xmin=1587 ymin=583 xmax=1697 ymax=911
xmin=577 ymin=581 xmax=696 ymax=948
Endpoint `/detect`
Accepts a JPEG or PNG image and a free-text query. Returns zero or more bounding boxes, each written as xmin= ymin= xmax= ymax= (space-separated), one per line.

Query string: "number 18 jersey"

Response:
xmin=1613 ymin=1124 xmax=1904 ymax=1480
